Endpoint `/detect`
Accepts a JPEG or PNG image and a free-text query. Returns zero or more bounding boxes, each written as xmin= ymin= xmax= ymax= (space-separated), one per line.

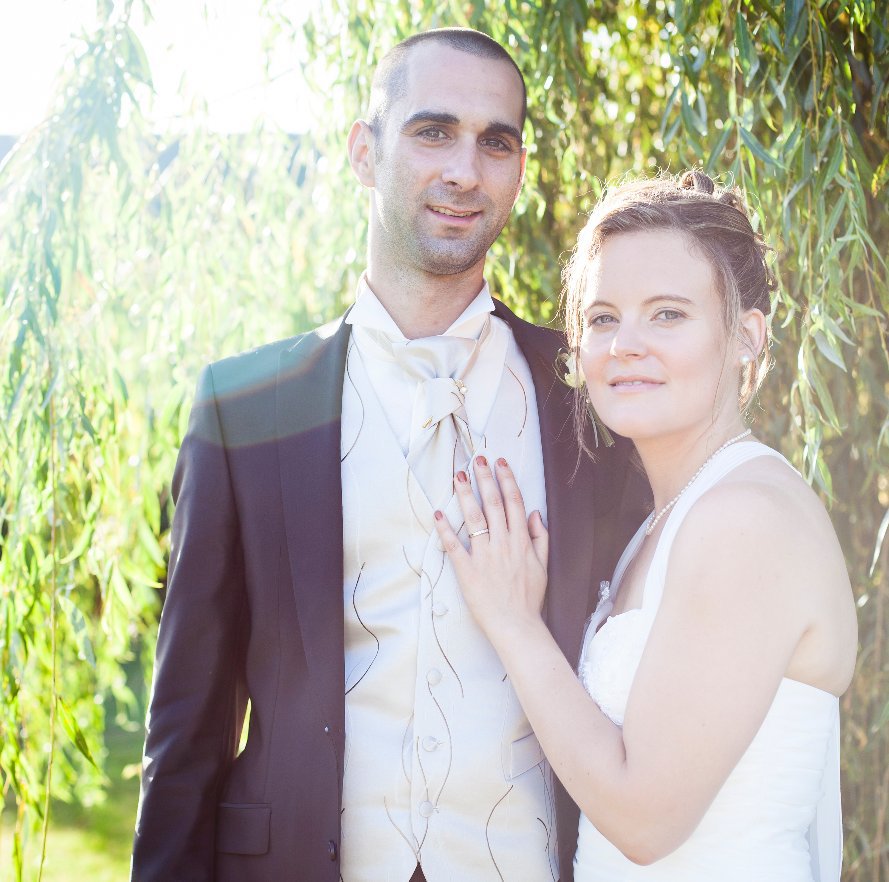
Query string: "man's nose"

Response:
xmin=440 ymin=136 xmax=481 ymax=189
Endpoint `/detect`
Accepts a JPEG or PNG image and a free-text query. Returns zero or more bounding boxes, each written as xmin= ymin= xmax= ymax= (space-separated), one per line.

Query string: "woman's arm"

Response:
xmin=435 ymin=455 xmax=847 ymax=864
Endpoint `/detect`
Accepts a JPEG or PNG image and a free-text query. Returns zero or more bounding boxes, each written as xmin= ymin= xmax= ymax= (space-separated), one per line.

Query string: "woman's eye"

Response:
xmin=656 ymin=309 xmax=683 ymax=321
xmin=587 ymin=313 xmax=616 ymax=327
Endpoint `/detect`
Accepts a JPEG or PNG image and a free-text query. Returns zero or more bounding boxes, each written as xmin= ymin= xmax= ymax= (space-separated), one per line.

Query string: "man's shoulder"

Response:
xmin=204 ymin=314 xmax=348 ymax=397
xmin=492 ymin=298 xmax=564 ymax=366
xmin=492 ymin=298 xmax=561 ymax=336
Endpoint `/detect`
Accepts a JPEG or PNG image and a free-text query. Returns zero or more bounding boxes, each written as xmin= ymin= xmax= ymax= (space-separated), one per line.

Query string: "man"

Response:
xmin=132 ymin=27 xmax=642 ymax=882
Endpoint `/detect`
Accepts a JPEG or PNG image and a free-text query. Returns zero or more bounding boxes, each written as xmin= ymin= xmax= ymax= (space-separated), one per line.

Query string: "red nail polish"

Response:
xmin=456 ymin=471 xmax=468 ymax=484
xmin=497 ymin=457 xmax=508 ymax=468
xmin=476 ymin=455 xmax=488 ymax=467
xmin=434 ymin=511 xmax=443 ymax=521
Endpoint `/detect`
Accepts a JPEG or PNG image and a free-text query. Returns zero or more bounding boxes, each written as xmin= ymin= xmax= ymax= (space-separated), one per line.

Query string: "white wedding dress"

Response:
xmin=574 ymin=442 xmax=843 ymax=882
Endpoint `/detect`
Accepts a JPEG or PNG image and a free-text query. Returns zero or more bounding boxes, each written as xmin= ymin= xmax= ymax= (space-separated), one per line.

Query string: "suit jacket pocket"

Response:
xmin=508 ymin=731 xmax=545 ymax=779
xmin=216 ymin=802 xmax=272 ymax=855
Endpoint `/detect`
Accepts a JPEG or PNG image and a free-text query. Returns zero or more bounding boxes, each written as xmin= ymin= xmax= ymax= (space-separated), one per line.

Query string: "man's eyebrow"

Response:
xmin=400 ymin=111 xmax=460 ymax=131
xmin=400 ymin=111 xmax=523 ymax=143
xmin=482 ymin=121 xmax=523 ymax=143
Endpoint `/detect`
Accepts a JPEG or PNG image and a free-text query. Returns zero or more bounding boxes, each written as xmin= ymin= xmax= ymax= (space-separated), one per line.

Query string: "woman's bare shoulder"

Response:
xmin=669 ymin=452 xmax=850 ymax=605
xmin=663 ymin=450 xmax=856 ymax=692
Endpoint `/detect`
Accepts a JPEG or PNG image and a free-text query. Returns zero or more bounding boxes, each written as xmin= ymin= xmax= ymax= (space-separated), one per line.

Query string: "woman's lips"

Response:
xmin=608 ymin=377 xmax=664 ymax=390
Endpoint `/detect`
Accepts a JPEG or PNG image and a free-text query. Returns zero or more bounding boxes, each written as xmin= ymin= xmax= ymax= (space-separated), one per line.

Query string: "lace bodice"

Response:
xmin=574 ymin=442 xmax=842 ymax=882
xmin=579 ymin=604 xmax=649 ymax=727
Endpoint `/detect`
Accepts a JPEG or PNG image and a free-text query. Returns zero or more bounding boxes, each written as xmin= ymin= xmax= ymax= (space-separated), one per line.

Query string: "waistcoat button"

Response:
xmin=431 ymin=601 xmax=448 ymax=617
xmin=421 ymin=735 xmax=440 ymax=752
xmin=426 ymin=668 xmax=442 ymax=686
xmin=418 ymin=800 xmax=435 ymax=818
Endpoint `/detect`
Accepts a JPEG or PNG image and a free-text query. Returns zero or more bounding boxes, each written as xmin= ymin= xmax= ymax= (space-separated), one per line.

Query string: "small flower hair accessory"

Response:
xmin=557 ymin=350 xmax=585 ymax=389
xmin=556 ymin=349 xmax=615 ymax=448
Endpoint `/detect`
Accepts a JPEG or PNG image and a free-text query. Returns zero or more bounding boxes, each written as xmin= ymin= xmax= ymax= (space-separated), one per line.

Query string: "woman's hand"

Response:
xmin=434 ymin=455 xmax=548 ymax=647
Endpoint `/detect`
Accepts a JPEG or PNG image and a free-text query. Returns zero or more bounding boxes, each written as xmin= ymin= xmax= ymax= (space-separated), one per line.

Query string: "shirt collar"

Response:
xmin=346 ymin=273 xmax=495 ymax=342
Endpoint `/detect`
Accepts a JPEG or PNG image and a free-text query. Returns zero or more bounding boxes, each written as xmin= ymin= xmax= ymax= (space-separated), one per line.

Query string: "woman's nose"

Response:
xmin=609 ymin=320 xmax=646 ymax=358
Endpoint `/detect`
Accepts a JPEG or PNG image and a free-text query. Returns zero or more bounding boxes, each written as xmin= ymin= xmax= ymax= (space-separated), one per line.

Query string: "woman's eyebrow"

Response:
xmin=583 ymin=294 xmax=695 ymax=313
xmin=641 ymin=294 xmax=695 ymax=306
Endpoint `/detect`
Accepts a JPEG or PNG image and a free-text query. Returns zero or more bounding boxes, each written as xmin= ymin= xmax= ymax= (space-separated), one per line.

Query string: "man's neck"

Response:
xmin=364 ymin=263 xmax=487 ymax=339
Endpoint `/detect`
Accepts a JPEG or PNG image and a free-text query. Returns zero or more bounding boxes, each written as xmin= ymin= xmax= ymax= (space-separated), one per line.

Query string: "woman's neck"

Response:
xmin=635 ymin=420 xmax=751 ymax=513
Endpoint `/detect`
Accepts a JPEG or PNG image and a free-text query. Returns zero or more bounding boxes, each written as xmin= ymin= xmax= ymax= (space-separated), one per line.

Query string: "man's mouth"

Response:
xmin=429 ymin=206 xmax=479 ymax=218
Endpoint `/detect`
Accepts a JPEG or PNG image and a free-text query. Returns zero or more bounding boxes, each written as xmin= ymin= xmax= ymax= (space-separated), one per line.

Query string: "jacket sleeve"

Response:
xmin=131 ymin=364 xmax=249 ymax=881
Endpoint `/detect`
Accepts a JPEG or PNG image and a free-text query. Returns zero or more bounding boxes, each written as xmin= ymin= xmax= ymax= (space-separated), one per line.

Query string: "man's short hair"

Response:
xmin=367 ymin=28 xmax=528 ymax=136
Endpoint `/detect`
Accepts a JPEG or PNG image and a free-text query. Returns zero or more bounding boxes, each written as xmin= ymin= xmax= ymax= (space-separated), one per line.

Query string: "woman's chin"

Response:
xmin=589 ymin=411 xmax=663 ymax=443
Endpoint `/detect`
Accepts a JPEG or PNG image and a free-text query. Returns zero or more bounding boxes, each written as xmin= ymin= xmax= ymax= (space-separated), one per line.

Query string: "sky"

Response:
xmin=0 ymin=0 xmax=316 ymax=135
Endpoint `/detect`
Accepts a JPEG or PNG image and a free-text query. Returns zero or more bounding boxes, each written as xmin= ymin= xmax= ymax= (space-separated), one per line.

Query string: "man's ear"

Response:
xmin=348 ymin=120 xmax=376 ymax=187
xmin=738 ymin=307 xmax=767 ymax=362
xmin=512 ymin=147 xmax=527 ymax=206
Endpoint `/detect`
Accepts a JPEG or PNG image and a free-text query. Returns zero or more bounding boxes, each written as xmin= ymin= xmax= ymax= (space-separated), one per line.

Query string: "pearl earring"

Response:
xmin=740 ymin=353 xmax=752 ymax=366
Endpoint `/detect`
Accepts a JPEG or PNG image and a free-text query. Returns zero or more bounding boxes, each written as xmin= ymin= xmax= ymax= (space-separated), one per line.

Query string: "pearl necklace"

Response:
xmin=644 ymin=429 xmax=752 ymax=536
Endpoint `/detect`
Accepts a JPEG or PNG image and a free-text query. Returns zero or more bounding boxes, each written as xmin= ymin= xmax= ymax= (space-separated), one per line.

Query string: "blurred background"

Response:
xmin=1 ymin=1 xmax=887 ymax=879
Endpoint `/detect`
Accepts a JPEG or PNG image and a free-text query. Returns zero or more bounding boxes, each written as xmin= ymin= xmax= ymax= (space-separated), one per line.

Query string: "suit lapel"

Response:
xmin=276 ymin=316 xmax=351 ymax=746
xmin=494 ymin=301 xmax=596 ymax=666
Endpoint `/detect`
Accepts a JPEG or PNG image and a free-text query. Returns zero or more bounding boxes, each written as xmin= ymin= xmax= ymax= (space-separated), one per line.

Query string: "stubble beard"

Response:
xmin=410 ymin=230 xmax=494 ymax=276
xmin=379 ymin=198 xmax=511 ymax=277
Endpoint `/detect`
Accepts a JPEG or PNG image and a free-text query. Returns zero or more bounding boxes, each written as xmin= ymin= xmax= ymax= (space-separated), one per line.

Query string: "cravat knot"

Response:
xmin=397 ymin=320 xmax=491 ymax=509
xmin=358 ymin=317 xmax=492 ymax=511
xmin=418 ymin=376 xmax=467 ymax=430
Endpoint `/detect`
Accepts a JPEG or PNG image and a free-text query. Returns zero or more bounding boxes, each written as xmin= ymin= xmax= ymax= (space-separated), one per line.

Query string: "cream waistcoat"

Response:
xmin=340 ymin=299 xmax=557 ymax=882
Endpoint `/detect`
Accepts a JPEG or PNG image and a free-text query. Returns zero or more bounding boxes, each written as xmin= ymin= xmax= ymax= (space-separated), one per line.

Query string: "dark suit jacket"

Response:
xmin=131 ymin=300 xmax=646 ymax=882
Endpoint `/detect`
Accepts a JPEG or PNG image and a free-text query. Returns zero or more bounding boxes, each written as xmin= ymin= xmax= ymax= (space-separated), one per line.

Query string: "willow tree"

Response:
xmin=1 ymin=1 xmax=886 ymax=880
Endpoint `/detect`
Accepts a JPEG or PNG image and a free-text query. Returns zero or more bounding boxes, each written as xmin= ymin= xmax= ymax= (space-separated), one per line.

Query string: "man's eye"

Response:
xmin=418 ymin=128 xmax=448 ymax=141
xmin=481 ymin=137 xmax=510 ymax=151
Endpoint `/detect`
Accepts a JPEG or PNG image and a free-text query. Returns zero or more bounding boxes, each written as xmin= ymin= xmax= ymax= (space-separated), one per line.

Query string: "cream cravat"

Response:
xmin=368 ymin=318 xmax=491 ymax=508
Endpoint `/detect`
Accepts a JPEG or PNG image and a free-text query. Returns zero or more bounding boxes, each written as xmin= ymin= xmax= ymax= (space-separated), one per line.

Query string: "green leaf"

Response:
xmin=807 ymin=360 xmax=843 ymax=430
xmin=57 ymin=696 xmax=99 ymax=769
xmin=822 ymin=195 xmax=846 ymax=240
xmin=821 ymin=137 xmax=844 ymax=188
xmin=820 ymin=313 xmax=854 ymax=346
xmin=123 ymin=25 xmax=154 ymax=89
xmin=58 ymin=595 xmax=96 ymax=666
xmin=784 ymin=0 xmax=806 ymax=47
xmin=680 ymin=89 xmax=707 ymax=137
xmin=739 ymin=126 xmax=784 ymax=169
xmin=705 ymin=125 xmax=733 ymax=174
xmin=817 ymin=115 xmax=836 ymax=155
xmin=735 ymin=12 xmax=760 ymax=85
xmin=659 ymin=81 xmax=683 ymax=139
xmin=812 ymin=329 xmax=847 ymax=372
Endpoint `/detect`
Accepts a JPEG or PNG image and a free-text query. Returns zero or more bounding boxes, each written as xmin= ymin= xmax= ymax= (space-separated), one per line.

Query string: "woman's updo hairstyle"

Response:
xmin=563 ymin=169 xmax=777 ymax=454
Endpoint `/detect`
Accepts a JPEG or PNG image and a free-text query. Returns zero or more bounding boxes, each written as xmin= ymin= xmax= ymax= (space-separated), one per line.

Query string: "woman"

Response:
xmin=433 ymin=171 xmax=857 ymax=880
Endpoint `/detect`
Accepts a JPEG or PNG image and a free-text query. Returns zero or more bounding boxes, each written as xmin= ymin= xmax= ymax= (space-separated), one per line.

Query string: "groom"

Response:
xmin=132 ymin=27 xmax=642 ymax=882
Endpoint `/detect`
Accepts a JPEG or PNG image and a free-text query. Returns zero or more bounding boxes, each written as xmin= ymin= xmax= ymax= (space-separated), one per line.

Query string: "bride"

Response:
xmin=433 ymin=171 xmax=857 ymax=881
